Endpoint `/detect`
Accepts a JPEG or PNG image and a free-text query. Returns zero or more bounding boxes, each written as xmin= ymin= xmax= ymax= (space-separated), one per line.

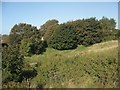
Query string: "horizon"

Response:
xmin=2 ymin=2 xmax=118 ymax=35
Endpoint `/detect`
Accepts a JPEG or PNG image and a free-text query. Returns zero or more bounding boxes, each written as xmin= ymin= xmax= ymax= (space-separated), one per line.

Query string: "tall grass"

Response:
xmin=24 ymin=40 xmax=118 ymax=88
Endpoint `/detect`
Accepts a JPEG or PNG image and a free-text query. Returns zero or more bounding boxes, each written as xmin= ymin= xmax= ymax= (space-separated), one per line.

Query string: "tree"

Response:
xmin=64 ymin=19 xmax=85 ymax=45
xmin=9 ymin=23 xmax=47 ymax=56
xmin=9 ymin=23 xmax=40 ymax=45
xmin=73 ymin=17 xmax=103 ymax=46
xmin=39 ymin=19 xmax=59 ymax=37
xmin=99 ymin=17 xmax=117 ymax=41
xmin=20 ymin=38 xmax=47 ymax=56
xmin=99 ymin=16 xmax=116 ymax=30
xmin=83 ymin=18 xmax=103 ymax=46
xmin=48 ymin=24 xmax=77 ymax=50
xmin=2 ymin=45 xmax=24 ymax=82
xmin=20 ymin=39 xmax=32 ymax=56
xmin=43 ymin=24 xmax=59 ymax=43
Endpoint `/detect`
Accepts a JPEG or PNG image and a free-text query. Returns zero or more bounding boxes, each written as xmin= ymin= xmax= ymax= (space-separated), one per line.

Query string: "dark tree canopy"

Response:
xmin=48 ymin=24 xmax=77 ymax=50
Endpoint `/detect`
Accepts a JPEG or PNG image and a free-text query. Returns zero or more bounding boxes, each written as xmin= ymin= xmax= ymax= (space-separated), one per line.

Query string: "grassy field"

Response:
xmin=23 ymin=40 xmax=118 ymax=88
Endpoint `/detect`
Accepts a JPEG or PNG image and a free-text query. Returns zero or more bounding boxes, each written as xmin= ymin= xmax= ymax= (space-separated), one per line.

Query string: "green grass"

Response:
xmin=24 ymin=40 xmax=118 ymax=88
xmin=25 ymin=45 xmax=86 ymax=63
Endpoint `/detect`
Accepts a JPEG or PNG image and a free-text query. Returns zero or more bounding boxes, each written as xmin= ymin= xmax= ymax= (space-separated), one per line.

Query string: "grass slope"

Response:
xmin=25 ymin=40 xmax=118 ymax=88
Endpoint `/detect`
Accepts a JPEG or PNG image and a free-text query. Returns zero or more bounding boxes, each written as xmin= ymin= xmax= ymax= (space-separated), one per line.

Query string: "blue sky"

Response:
xmin=2 ymin=2 xmax=118 ymax=34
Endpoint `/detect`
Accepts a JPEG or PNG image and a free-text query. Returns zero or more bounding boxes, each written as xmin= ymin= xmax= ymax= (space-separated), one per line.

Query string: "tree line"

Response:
xmin=2 ymin=17 xmax=118 ymax=84
xmin=3 ymin=17 xmax=117 ymax=51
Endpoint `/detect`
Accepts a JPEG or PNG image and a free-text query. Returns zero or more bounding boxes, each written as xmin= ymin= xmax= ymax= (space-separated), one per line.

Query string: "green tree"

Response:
xmin=48 ymin=24 xmax=77 ymax=50
xmin=40 ymin=19 xmax=58 ymax=40
xmin=99 ymin=17 xmax=116 ymax=41
xmin=99 ymin=16 xmax=116 ymax=30
xmin=20 ymin=38 xmax=47 ymax=56
xmin=2 ymin=45 xmax=24 ymax=82
xmin=84 ymin=18 xmax=102 ymax=46
xmin=43 ymin=24 xmax=59 ymax=43
xmin=20 ymin=39 xmax=32 ymax=56
xmin=73 ymin=17 xmax=103 ymax=46
xmin=9 ymin=23 xmax=40 ymax=45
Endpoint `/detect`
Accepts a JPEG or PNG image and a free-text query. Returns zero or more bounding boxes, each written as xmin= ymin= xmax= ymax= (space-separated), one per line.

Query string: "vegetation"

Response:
xmin=1 ymin=17 xmax=119 ymax=88
xmin=2 ymin=40 xmax=118 ymax=88
xmin=31 ymin=41 xmax=118 ymax=88
xmin=48 ymin=24 xmax=77 ymax=50
xmin=20 ymin=38 xmax=47 ymax=56
xmin=2 ymin=45 xmax=24 ymax=82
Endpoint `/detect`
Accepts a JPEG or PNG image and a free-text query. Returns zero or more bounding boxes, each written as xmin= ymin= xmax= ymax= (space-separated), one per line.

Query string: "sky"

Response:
xmin=2 ymin=2 xmax=118 ymax=34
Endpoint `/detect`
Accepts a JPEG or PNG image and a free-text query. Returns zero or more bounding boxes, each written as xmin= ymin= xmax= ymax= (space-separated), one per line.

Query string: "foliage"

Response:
xmin=40 ymin=19 xmax=59 ymax=36
xmin=99 ymin=16 xmax=116 ymax=30
xmin=76 ymin=17 xmax=103 ymax=46
xmin=8 ymin=17 xmax=117 ymax=50
xmin=2 ymin=45 xmax=24 ymax=82
xmin=9 ymin=23 xmax=40 ymax=45
xmin=43 ymin=24 xmax=59 ymax=43
xmin=99 ymin=16 xmax=117 ymax=41
xmin=20 ymin=39 xmax=32 ymax=56
xmin=64 ymin=18 xmax=103 ymax=46
xmin=48 ymin=24 xmax=77 ymax=50
xmin=2 ymin=34 xmax=10 ymax=44
xmin=20 ymin=38 xmax=47 ymax=56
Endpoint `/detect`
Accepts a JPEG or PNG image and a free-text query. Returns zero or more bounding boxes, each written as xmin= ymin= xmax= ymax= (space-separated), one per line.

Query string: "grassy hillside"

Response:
xmin=23 ymin=40 xmax=118 ymax=88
